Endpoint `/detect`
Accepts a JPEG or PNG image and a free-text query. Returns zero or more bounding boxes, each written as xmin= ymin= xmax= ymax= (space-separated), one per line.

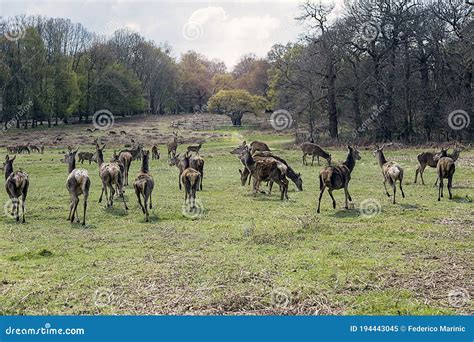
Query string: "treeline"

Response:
xmin=269 ymin=0 xmax=472 ymax=142
xmin=0 ymin=0 xmax=472 ymax=143
xmin=0 ymin=15 xmax=269 ymax=128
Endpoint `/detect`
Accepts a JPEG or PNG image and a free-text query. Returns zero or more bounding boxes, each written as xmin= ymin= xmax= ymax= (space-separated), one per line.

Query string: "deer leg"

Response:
xmin=15 ymin=198 xmax=20 ymax=222
xmin=317 ymin=156 xmax=320 ymax=165
xmin=438 ymin=178 xmax=443 ymax=201
xmin=121 ymin=188 xmax=128 ymax=211
xmin=302 ymin=153 xmax=306 ymax=165
xmin=178 ymin=173 xmax=182 ymax=190
xmin=268 ymin=181 xmax=273 ymax=196
xmin=343 ymin=186 xmax=350 ymax=209
xmin=317 ymin=187 xmax=325 ymax=213
xmin=68 ymin=198 xmax=74 ymax=221
xmin=109 ymin=186 xmax=115 ymax=207
xmin=149 ymin=190 xmax=153 ymax=209
xmin=328 ymin=189 xmax=337 ymax=209
xmin=447 ymin=176 xmax=453 ymax=199
xmin=419 ymin=165 xmax=426 ymax=185
xmin=83 ymin=194 xmax=88 ymax=226
xmin=383 ymin=179 xmax=390 ymax=197
xmin=136 ymin=189 xmax=145 ymax=214
xmin=311 ymin=155 xmax=315 ymax=166
xmin=21 ymin=192 xmax=27 ymax=223
xmin=414 ymin=166 xmax=419 ymax=183
xmin=70 ymin=197 xmax=78 ymax=222
xmin=392 ymin=182 xmax=396 ymax=204
xmin=143 ymin=195 xmax=149 ymax=222
xmin=399 ymin=180 xmax=405 ymax=198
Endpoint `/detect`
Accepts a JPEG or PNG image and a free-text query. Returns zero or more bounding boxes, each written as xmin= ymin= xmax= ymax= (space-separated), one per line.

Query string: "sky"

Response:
xmin=0 ymin=0 xmax=345 ymax=69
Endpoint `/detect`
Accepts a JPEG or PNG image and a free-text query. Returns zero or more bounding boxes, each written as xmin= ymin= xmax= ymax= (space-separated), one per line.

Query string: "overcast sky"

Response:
xmin=0 ymin=0 xmax=344 ymax=68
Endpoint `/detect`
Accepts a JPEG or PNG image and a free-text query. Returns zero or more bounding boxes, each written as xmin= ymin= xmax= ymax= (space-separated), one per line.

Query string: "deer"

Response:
xmin=120 ymin=144 xmax=143 ymax=161
xmin=118 ymin=151 xmax=133 ymax=186
xmin=240 ymin=146 xmax=289 ymax=200
xmin=65 ymin=149 xmax=90 ymax=225
xmin=180 ymin=152 xmax=201 ymax=209
xmin=252 ymin=151 xmax=303 ymax=191
xmin=3 ymin=155 xmax=29 ymax=223
xmin=151 ymin=145 xmax=160 ymax=160
xmin=249 ymin=141 xmax=270 ymax=155
xmin=187 ymin=142 xmax=203 ymax=154
xmin=373 ymin=144 xmax=405 ymax=204
xmin=414 ymin=147 xmax=448 ymax=185
xmin=96 ymin=144 xmax=128 ymax=211
xmin=6 ymin=146 xmax=18 ymax=154
xmin=16 ymin=144 xmax=30 ymax=154
xmin=167 ymin=131 xmax=178 ymax=158
xmin=77 ymin=151 xmax=96 ymax=164
xmin=133 ymin=150 xmax=154 ymax=222
xmin=317 ymin=145 xmax=361 ymax=213
xmin=29 ymin=144 xmax=44 ymax=154
xmin=168 ymin=153 xmax=186 ymax=190
xmin=190 ymin=154 xmax=204 ymax=191
xmin=300 ymin=142 xmax=332 ymax=166
xmin=434 ymin=151 xmax=456 ymax=201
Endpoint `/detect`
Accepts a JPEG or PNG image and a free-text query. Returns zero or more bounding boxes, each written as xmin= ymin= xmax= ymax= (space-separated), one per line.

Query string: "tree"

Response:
xmin=207 ymin=89 xmax=268 ymax=126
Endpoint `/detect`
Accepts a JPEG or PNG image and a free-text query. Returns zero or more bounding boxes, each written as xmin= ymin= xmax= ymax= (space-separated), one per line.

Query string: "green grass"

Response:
xmin=0 ymin=129 xmax=472 ymax=315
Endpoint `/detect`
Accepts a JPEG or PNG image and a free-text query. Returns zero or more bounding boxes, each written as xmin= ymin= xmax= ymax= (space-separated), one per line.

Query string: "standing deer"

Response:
xmin=151 ymin=145 xmax=160 ymax=160
xmin=434 ymin=152 xmax=455 ymax=201
xmin=373 ymin=145 xmax=405 ymax=204
xmin=168 ymin=153 xmax=186 ymax=190
xmin=65 ymin=149 xmax=90 ymax=225
xmin=241 ymin=146 xmax=289 ymax=200
xmin=252 ymin=151 xmax=303 ymax=191
xmin=187 ymin=142 xmax=203 ymax=154
xmin=167 ymin=131 xmax=178 ymax=158
xmin=96 ymin=144 xmax=128 ymax=211
xmin=190 ymin=154 xmax=204 ymax=191
xmin=133 ymin=150 xmax=154 ymax=222
xmin=249 ymin=141 xmax=270 ymax=154
xmin=3 ymin=155 xmax=29 ymax=223
xmin=78 ymin=151 xmax=96 ymax=164
xmin=118 ymin=151 xmax=133 ymax=186
xmin=120 ymin=144 xmax=143 ymax=161
xmin=414 ymin=147 xmax=448 ymax=185
xmin=317 ymin=146 xmax=360 ymax=213
xmin=181 ymin=152 xmax=201 ymax=209
xmin=300 ymin=142 xmax=332 ymax=166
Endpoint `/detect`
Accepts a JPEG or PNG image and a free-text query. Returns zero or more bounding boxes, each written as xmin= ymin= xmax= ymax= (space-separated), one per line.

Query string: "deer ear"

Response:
xmin=11 ymin=155 xmax=16 ymax=161
xmin=238 ymin=169 xmax=242 ymax=175
xmin=5 ymin=155 xmax=9 ymax=161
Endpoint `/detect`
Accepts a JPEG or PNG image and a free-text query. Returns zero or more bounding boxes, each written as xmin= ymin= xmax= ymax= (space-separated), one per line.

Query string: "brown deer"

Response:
xmin=240 ymin=146 xmax=289 ymax=200
xmin=78 ymin=151 xmax=96 ymax=164
xmin=252 ymin=151 xmax=303 ymax=191
xmin=187 ymin=142 xmax=203 ymax=154
xmin=133 ymin=150 xmax=154 ymax=222
xmin=167 ymin=131 xmax=178 ymax=158
xmin=65 ymin=149 xmax=90 ymax=225
xmin=17 ymin=144 xmax=30 ymax=154
xmin=317 ymin=145 xmax=360 ymax=213
xmin=434 ymin=151 xmax=455 ymax=201
xmin=181 ymin=152 xmax=201 ymax=209
xmin=168 ymin=153 xmax=186 ymax=190
xmin=118 ymin=151 xmax=133 ymax=186
xmin=120 ymin=144 xmax=143 ymax=161
xmin=230 ymin=141 xmax=247 ymax=156
xmin=414 ymin=147 xmax=448 ymax=185
xmin=29 ymin=144 xmax=44 ymax=154
xmin=249 ymin=141 xmax=270 ymax=154
xmin=6 ymin=146 xmax=18 ymax=154
xmin=3 ymin=155 xmax=29 ymax=223
xmin=190 ymin=154 xmax=204 ymax=191
xmin=373 ymin=145 xmax=405 ymax=204
xmin=300 ymin=142 xmax=332 ymax=166
xmin=96 ymin=144 xmax=128 ymax=211
xmin=151 ymin=145 xmax=160 ymax=160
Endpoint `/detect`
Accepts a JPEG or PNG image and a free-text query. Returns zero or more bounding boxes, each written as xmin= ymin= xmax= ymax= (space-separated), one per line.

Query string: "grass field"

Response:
xmin=0 ymin=119 xmax=472 ymax=315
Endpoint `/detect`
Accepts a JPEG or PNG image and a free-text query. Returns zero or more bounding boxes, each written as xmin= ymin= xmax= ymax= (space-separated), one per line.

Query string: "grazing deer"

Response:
xmin=167 ymin=131 xmax=178 ymax=158
xmin=6 ymin=146 xmax=18 ymax=154
xmin=317 ymin=145 xmax=360 ymax=213
xmin=151 ymin=145 xmax=160 ymax=160
xmin=300 ymin=142 xmax=332 ymax=166
xmin=241 ymin=146 xmax=289 ymax=200
xmin=120 ymin=144 xmax=143 ymax=161
xmin=373 ymin=145 xmax=405 ymax=204
xmin=434 ymin=152 xmax=455 ymax=201
xmin=29 ymin=144 xmax=43 ymax=154
xmin=249 ymin=141 xmax=270 ymax=155
xmin=78 ymin=151 xmax=96 ymax=164
xmin=65 ymin=149 xmax=90 ymax=225
xmin=96 ymin=144 xmax=128 ymax=211
xmin=190 ymin=154 xmax=204 ymax=191
xmin=414 ymin=147 xmax=448 ymax=185
xmin=187 ymin=142 xmax=203 ymax=154
xmin=133 ymin=150 xmax=154 ymax=222
xmin=252 ymin=151 xmax=303 ymax=191
xmin=118 ymin=151 xmax=133 ymax=186
xmin=181 ymin=152 xmax=201 ymax=209
xmin=3 ymin=155 xmax=29 ymax=223
xmin=17 ymin=144 xmax=30 ymax=154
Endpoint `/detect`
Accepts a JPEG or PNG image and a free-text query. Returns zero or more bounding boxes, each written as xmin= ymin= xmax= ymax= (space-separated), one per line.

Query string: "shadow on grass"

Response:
xmin=331 ymin=209 xmax=361 ymax=218
xmin=451 ymin=195 xmax=472 ymax=204
xmin=399 ymin=203 xmax=422 ymax=210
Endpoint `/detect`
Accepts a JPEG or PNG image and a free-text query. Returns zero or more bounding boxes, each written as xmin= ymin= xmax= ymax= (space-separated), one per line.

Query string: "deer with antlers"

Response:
xmin=65 ymin=149 xmax=90 ymax=225
xmin=317 ymin=146 xmax=360 ymax=213
xmin=3 ymin=155 xmax=29 ymax=223
xmin=373 ymin=144 xmax=405 ymax=204
xmin=133 ymin=150 xmax=154 ymax=222
xmin=96 ymin=144 xmax=128 ymax=211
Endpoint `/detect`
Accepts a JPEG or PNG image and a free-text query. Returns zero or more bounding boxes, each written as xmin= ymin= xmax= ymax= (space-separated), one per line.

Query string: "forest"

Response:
xmin=0 ymin=0 xmax=472 ymax=142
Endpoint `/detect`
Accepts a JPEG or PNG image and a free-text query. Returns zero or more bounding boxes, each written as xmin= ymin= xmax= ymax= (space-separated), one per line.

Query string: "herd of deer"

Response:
xmin=1 ymin=131 xmax=469 ymax=225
